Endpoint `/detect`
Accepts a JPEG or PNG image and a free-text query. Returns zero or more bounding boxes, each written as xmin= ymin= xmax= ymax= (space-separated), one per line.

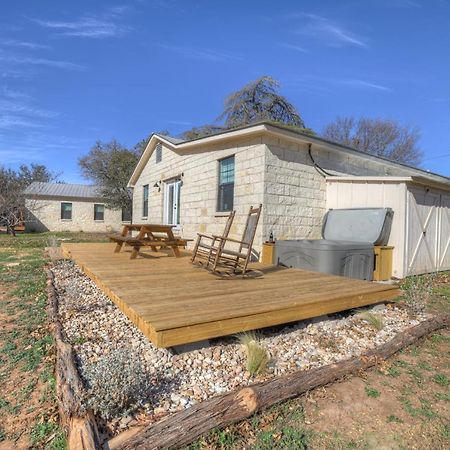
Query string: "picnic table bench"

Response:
xmin=109 ymin=224 xmax=191 ymax=259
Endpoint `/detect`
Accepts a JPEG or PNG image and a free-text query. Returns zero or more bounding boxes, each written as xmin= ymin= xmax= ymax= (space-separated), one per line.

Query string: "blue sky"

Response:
xmin=1 ymin=0 xmax=449 ymax=182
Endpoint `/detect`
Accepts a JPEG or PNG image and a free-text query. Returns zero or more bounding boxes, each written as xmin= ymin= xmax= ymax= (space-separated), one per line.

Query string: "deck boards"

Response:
xmin=61 ymin=243 xmax=401 ymax=347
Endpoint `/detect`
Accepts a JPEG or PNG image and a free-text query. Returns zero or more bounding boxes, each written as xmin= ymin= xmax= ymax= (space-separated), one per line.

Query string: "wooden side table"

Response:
xmin=262 ymin=242 xmax=275 ymax=264
xmin=374 ymin=246 xmax=394 ymax=281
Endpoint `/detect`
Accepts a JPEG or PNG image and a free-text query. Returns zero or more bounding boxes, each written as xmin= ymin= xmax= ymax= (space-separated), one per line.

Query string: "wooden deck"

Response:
xmin=61 ymin=243 xmax=401 ymax=348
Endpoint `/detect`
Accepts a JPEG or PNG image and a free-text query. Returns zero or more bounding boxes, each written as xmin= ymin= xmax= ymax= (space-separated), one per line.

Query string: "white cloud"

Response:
xmin=0 ymin=39 xmax=50 ymax=50
xmin=0 ymin=131 xmax=90 ymax=164
xmin=0 ymin=99 xmax=58 ymax=119
xmin=31 ymin=7 xmax=130 ymax=39
xmin=0 ymin=115 xmax=43 ymax=130
xmin=339 ymin=79 xmax=391 ymax=92
xmin=0 ymin=55 xmax=85 ymax=71
xmin=281 ymin=43 xmax=308 ymax=53
xmin=0 ymin=87 xmax=58 ymax=132
xmin=158 ymin=44 xmax=240 ymax=62
xmin=297 ymin=13 xmax=368 ymax=48
xmin=0 ymin=86 xmax=31 ymax=100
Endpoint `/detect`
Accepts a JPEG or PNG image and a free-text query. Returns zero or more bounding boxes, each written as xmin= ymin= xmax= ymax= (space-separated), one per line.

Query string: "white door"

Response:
xmin=438 ymin=193 xmax=450 ymax=271
xmin=406 ymin=187 xmax=440 ymax=275
xmin=164 ymin=179 xmax=181 ymax=227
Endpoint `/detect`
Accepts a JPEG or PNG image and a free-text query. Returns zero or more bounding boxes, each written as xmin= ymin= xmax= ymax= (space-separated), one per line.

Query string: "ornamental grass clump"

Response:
xmin=82 ymin=347 xmax=149 ymax=420
xmin=237 ymin=331 xmax=269 ymax=376
xmin=358 ymin=311 xmax=384 ymax=331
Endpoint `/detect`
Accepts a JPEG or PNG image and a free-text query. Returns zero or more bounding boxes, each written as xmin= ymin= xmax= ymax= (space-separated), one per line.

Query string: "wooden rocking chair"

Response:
xmin=191 ymin=210 xmax=236 ymax=266
xmin=210 ymin=204 xmax=262 ymax=277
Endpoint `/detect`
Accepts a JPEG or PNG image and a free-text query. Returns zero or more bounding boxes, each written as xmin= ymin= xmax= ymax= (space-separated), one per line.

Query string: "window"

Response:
xmin=143 ymin=184 xmax=149 ymax=217
xmin=94 ymin=204 xmax=105 ymax=221
xmin=61 ymin=202 xmax=72 ymax=220
xmin=121 ymin=207 xmax=132 ymax=222
xmin=217 ymin=155 xmax=235 ymax=212
xmin=155 ymin=143 xmax=162 ymax=163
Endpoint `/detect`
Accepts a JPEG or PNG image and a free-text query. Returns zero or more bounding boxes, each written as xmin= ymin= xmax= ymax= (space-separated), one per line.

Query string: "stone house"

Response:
xmin=24 ymin=182 xmax=129 ymax=233
xmin=128 ymin=122 xmax=450 ymax=276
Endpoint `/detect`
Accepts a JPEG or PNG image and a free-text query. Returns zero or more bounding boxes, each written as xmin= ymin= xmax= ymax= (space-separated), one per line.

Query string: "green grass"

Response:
xmin=401 ymin=397 xmax=437 ymax=419
xmin=0 ymin=235 xmax=72 ymax=448
xmin=365 ymin=386 xmax=381 ymax=398
xmin=417 ymin=361 xmax=433 ymax=371
xmin=253 ymin=427 xmax=310 ymax=450
xmin=0 ymin=231 xmax=109 ymax=250
xmin=432 ymin=373 xmax=449 ymax=387
xmin=387 ymin=366 xmax=401 ymax=377
xmin=431 ymin=334 xmax=450 ymax=344
xmin=434 ymin=392 xmax=450 ymax=402
xmin=30 ymin=422 xmax=59 ymax=446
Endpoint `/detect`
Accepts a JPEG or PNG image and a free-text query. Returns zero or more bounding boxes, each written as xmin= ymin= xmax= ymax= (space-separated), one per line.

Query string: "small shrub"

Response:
xmin=237 ymin=332 xmax=269 ymax=376
xmin=357 ymin=312 xmax=384 ymax=331
xmin=401 ymin=273 xmax=436 ymax=313
xmin=82 ymin=347 xmax=149 ymax=420
xmin=47 ymin=235 xmax=58 ymax=248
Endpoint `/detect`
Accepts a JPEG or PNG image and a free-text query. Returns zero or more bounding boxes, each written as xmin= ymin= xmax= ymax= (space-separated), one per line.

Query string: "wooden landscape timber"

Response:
xmin=111 ymin=314 xmax=450 ymax=450
xmin=46 ymin=269 xmax=101 ymax=450
xmin=60 ymin=243 xmax=401 ymax=348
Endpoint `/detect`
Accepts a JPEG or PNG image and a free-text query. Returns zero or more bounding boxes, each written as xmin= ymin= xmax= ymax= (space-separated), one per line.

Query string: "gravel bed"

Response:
xmin=51 ymin=260 xmax=429 ymax=432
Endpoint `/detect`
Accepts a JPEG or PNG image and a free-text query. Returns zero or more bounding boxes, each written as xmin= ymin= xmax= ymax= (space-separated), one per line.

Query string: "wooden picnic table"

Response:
xmin=109 ymin=223 xmax=190 ymax=259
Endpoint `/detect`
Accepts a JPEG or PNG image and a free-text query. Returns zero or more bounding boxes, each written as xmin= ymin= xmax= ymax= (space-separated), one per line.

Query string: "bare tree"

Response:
xmin=322 ymin=116 xmax=422 ymax=166
xmin=0 ymin=164 xmax=55 ymax=235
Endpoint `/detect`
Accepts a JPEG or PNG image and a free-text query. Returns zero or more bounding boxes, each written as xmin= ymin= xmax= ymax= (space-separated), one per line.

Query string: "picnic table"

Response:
xmin=109 ymin=223 xmax=190 ymax=259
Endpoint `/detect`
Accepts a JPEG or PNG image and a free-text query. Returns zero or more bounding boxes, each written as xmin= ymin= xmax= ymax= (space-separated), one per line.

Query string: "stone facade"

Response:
xmin=25 ymin=197 xmax=124 ymax=233
xmin=132 ymin=137 xmax=266 ymax=255
xmin=132 ymin=131 xmax=441 ymax=258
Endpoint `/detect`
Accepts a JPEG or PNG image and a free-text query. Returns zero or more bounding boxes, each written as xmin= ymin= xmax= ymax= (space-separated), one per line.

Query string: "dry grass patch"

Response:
xmin=237 ymin=332 xmax=269 ymax=376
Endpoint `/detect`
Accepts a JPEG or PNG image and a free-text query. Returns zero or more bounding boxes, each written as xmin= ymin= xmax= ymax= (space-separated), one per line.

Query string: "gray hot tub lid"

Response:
xmin=321 ymin=207 xmax=393 ymax=245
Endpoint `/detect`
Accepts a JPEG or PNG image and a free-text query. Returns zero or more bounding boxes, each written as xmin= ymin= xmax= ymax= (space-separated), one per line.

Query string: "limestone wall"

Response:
xmin=132 ymin=137 xmax=266 ymax=254
xmin=25 ymin=198 xmax=123 ymax=233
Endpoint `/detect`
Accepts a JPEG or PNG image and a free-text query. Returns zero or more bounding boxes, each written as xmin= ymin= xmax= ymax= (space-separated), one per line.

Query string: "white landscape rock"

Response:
xmin=51 ymin=260 xmax=429 ymax=426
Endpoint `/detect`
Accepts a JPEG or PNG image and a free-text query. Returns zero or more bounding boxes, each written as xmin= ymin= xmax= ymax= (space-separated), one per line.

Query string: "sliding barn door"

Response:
xmin=406 ymin=187 xmax=440 ymax=275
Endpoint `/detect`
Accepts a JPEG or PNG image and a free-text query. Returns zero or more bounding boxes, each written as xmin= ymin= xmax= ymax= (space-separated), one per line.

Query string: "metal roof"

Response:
xmin=157 ymin=134 xmax=184 ymax=144
xmin=24 ymin=182 xmax=104 ymax=199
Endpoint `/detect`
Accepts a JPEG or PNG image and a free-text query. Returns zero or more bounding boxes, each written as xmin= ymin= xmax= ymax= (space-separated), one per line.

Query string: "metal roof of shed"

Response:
xmin=24 ymin=182 xmax=104 ymax=199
